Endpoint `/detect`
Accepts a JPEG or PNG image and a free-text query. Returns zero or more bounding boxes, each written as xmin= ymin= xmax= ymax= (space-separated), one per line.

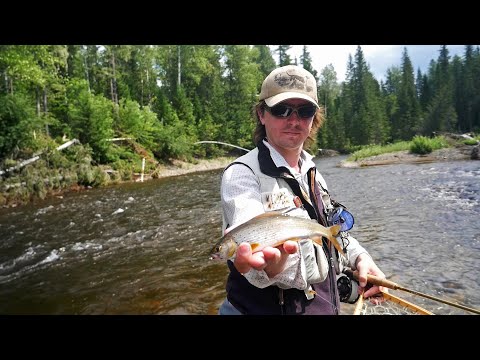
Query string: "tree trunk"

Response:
xmin=43 ymin=87 xmax=49 ymax=136
xmin=177 ymin=46 xmax=181 ymax=87
xmin=36 ymin=86 xmax=41 ymax=117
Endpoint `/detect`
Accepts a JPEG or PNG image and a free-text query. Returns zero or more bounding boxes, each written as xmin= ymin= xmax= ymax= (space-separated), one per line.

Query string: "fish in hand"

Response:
xmin=209 ymin=211 xmax=343 ymax=261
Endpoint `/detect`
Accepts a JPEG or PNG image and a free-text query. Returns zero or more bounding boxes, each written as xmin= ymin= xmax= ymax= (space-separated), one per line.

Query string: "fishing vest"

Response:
xmin=222 ymin=149 xmax=333 ymax=231
xmin=221 ymin=140 xmax=344 ymax=315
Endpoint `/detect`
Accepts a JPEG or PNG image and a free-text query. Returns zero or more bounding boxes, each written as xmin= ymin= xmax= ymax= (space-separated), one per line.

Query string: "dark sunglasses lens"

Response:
xmin=298 ymin=106 xmax=316 ymax=118
xmin=270 ymin=105 xmax=291 ymax=117
xmin=268 ymin=104 xmax=316 ymax=118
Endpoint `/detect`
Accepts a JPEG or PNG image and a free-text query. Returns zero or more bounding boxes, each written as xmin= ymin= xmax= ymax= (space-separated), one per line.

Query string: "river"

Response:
xmin=0 ymin=156 xmax=479 ymax=315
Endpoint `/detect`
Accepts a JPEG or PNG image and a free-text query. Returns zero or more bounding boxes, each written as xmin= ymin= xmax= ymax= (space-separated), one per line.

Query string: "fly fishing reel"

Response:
xmin=337 ymin=274 xmax=360 ymax=304
xmin=327 ymin=206 xmax=354 ymax=232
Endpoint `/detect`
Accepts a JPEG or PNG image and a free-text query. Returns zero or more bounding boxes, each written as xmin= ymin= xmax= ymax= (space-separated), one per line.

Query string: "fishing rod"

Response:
xmin=344 ymin=269 xmax=480 ymax=315
xmin=194 ymin=141 xmax=251 ymax=152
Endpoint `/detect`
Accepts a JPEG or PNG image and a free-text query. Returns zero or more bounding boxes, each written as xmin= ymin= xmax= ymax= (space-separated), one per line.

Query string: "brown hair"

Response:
xmin=252 ymin=101 xmax=325 ymax=150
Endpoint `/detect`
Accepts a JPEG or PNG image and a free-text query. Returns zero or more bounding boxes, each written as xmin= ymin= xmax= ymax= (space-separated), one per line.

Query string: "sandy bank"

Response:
xmin=152 ymin=157 xmax=235 ymax=179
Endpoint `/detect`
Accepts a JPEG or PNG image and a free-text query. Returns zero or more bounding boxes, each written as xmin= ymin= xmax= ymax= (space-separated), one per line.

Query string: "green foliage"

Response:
xmin=348 ymin=141 xmax=411 ymax=161
xmin=348 ymin=135 xmax=450 ymax=160
xmin=173 ymin=86 xmax=195 ymax=124
xmin=464 ymin=138 xmax=479 ymax=145
xmin=76 ymin=163 xmax=96 ymax=185
xmin=4 ymin=44 xmax=480 ymax=206
xmin=274 ymin=45 xmax=293 ymax=66
xmin=115 ymin=99 xmax=164 ymax=159
xmin=409 ymin=135 xmax=432 ymax=154
xmin=391 ymin=48 xmax=422 ymax=140
xmin=92 ymin=166 xmax=110 ymax=186
xmin=409 ymin=135 xmax=449 ymax=154
xmin=222 ymin=45 xmax=261 ymax=147
xmin=0 ymin=93 xmax=39 ymax=159
xmin=45 ymin=148 xmax=70 ymax=169
xmin=66 ymin=81 xmax=114 ymax=163
xmin=252 ymin=46 xmax=276 ymax=79
xmin=194 ymin=115 xmax=224 ymax=157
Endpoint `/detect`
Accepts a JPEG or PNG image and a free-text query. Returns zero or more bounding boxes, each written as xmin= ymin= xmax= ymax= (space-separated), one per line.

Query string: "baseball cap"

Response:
xmin=259 ymin=65 xmax=319 ymax=108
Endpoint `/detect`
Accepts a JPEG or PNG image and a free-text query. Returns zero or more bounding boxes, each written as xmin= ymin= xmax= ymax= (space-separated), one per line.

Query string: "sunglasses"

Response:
xmin=264 ymin=103 xmax=317 ymax=119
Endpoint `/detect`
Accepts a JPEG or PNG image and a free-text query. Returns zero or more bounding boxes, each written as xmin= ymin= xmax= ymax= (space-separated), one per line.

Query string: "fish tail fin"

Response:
xmin=327 ymin=224 xmax=345 ymax=255
xmin=310 ymin=226 xmax=345 ymax=256
xmin=331 ymin=224 xmax=342 ymax=237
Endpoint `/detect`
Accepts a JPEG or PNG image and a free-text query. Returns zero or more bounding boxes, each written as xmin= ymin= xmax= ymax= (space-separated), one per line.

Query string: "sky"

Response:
xmin=277 ymin=45 xmax=468 ymax=83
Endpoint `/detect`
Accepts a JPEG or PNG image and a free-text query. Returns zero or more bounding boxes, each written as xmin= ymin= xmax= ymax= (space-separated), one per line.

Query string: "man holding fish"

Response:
xmin=214 ymin=65 xmax=386 ymax=315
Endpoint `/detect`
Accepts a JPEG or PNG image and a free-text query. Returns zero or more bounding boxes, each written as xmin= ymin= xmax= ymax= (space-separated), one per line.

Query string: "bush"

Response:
xmin=464 ymin=139 xmax=479 ymax=145
xmin=410 ymin=135 xmax=449 ymax=154
xmin=410 ymin=136 xmax=433 ymax=154
xmin=92 ymin=167 xmax=110 ymax=186
xmin=77 ymin=164 xmax=95 ymax=185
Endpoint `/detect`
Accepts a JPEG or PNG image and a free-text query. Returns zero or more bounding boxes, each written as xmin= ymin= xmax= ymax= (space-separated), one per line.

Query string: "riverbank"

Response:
xmin=339 ymin=145 xmax=474 ymax=168
xmin=2 ymin=145 xmax=476 ymax=208
xmin=145 ymin=145 xmax=477 ymax=176
xmin=0 ymin=157 xmax=236 ymax=208
xmin=152 ymin=157 xmax=235 ymax=179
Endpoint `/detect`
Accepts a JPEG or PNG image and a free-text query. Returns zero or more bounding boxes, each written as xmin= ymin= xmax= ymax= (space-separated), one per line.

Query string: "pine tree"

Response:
xmin=393 ymin=47 xmax=422 ymax=140
xmin=299 ymin=46 xmax=318 ymax=81
xmin=275 ymin=45 xmax=292 ymax=66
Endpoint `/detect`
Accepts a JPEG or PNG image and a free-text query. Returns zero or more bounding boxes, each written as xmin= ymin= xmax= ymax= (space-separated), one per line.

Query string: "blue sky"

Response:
xmin=277 ymin=45 xmax=468 ymax=83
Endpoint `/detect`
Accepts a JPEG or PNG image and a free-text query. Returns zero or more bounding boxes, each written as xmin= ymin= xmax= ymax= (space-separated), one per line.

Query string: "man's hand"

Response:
xmin=355 ymin=253 xmax=387 ymax=299
xmin=234 ymin=241 xmax=299 ymax=278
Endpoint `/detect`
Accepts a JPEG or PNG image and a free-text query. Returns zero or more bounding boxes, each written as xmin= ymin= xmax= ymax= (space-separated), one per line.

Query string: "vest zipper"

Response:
xmin=278 ymin=288 xmax=285 ymax=315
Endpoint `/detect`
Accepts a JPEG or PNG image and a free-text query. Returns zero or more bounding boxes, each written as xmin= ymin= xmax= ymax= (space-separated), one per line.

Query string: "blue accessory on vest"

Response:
xmin=327 ymin=207 xmax=354 ymax=232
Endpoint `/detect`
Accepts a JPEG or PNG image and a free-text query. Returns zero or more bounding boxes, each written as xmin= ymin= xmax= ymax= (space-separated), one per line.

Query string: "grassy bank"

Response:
xmin=340 ymin=134 xmax=479 ymax=168
xmin=347 ymin=135 xmax=452 ymax=161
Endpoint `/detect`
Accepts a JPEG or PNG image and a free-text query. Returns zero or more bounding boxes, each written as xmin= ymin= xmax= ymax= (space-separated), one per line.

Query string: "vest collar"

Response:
xmin=257 ymin=139 xmax=316 ymax=177
xmin=257 ymin=140 xmax=322 ymax=221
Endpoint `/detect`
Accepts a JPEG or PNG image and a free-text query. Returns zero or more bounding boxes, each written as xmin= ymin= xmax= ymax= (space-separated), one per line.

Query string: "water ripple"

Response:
xmin=0 ymin=160 xmax=478 ymax=314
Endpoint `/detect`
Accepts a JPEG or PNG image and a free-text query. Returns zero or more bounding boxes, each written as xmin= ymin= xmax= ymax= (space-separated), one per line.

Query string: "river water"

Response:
xmin=0 ymin=156 xmax=479 ymax=315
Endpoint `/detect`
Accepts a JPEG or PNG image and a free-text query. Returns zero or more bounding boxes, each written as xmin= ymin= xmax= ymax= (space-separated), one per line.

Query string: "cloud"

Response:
xmin=282 ymin=45 xmax=469 ymax=83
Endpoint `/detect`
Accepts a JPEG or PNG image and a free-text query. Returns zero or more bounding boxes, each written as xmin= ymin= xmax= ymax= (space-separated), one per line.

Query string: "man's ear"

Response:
xmin=257 ymin=107 xmax=265 ymax=125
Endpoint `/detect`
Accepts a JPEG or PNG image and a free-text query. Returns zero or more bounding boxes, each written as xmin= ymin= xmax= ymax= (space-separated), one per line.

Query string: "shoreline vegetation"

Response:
xmin=1 ymin=135 xmax=478 ymax=209
xmin=339 ymin=132 xmax=479 ymax=167
xmin=2 ymin=45 xmax=480 ymax=208
xmin=0 ymin=156 xmax=236 ymax=208
xmin=339 ymin=144 xmax=474 ymax=168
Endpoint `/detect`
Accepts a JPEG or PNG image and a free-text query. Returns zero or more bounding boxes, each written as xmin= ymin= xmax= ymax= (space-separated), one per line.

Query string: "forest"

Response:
xmin=1 ymin=45 xmax=479 ymax=204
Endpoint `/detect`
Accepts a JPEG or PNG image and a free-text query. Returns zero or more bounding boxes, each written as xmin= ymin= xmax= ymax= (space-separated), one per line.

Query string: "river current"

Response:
xmin=0 ymin=156 xmax=478 ymax=315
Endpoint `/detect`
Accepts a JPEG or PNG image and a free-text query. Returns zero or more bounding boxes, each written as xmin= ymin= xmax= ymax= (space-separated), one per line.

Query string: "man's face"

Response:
xmin=259 ymin=98 xmax=315 ymax=153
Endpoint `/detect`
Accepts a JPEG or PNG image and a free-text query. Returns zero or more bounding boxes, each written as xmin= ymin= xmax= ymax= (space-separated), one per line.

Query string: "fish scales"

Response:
xmin=210 ymin=212 xmax=343 ymax=261
xmin=229 ymin=215 xmax=325 ymax=246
